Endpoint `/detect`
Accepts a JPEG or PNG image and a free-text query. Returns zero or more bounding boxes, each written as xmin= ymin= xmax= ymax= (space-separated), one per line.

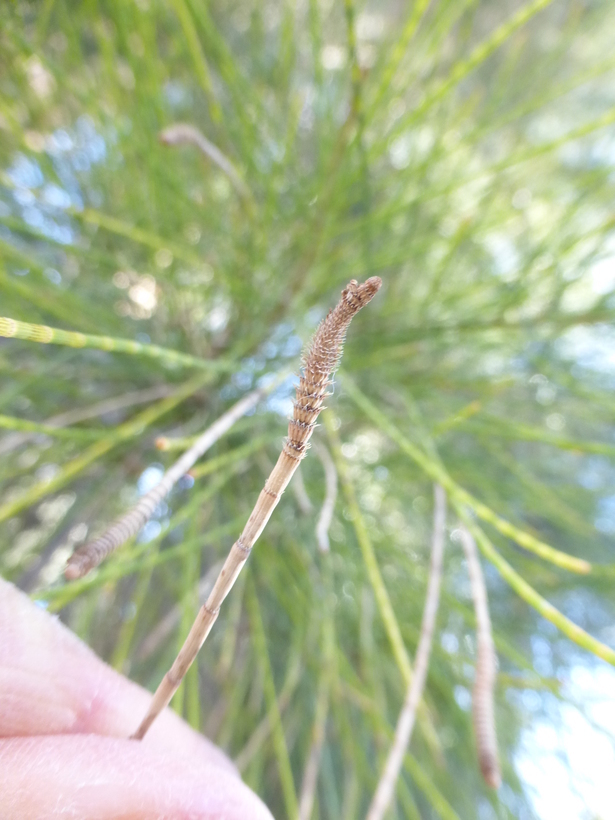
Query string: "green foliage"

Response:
xmin=1 ymin=0 xmax=615 ymax=817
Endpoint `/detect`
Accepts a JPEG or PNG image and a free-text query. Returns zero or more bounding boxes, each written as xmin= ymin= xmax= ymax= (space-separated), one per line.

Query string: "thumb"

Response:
xmin=0 ymin=735 xmax=273 ymax=820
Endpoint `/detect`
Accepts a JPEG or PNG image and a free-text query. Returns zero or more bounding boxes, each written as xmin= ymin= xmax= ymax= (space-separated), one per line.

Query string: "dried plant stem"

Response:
xmin=235 ymin=647 xmax=303 ymax=772
xmin=65 ymin=383 xmax=270 ymax=579
xmin=0 ymin=414 xmax=104 ymax=441
xmin=0 ymin=385 xmax=174 ymax=456
xmin=187 ymin=436 xmax=275 ymax=479
xmin=248 ymin=579 xmax=299 ymax=819
xmin=0 ymin=373 xmax=212 ymax=525
xmin=130 ymin=278 xmax=381 ymax=740
xmin=314 ymin=443 xmax=337 ymax=553
xmin=43 ymin=385 xmax=177 ymax=427
xmin=136 ymin=560 xmax=224 ymax=662
xmin=345 ymin=378 xmax=615 ymax=664
xmin=325 ymin=412 xmax=443 ymax=761
xmin=455 ymin=503 xmax=615 ymax=665
xmin=298 ymin=646 xmax=332 ymax=820
xmin=292 ymin=464 xmax=314 ymax=515
xmin=298 ymin=551 xmax=336 ymax=820
xmin=458 ymin=527 xmax=502 ymax=789
xmin=159 ymin=123 xmax=251 ymax=201
xmin=366 ymin=484 xmax=447 ymax=820
xmin=339 ymin=677 xmax=461 ymax=820
xmin=342 ymin=375 xmax=591 ymax=574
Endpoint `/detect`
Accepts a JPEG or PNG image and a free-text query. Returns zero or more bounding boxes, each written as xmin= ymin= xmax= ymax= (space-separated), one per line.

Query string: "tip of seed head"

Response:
xmin=344 ymin=276 xmax=382 ymax=307
xmin=344 ymin=275 xmax=381 ymax=293
xmin=483 ymin=768 xmax=502 ymax=790
xmin=364 ymin=276 xmax=382 ymax=295
xmin=159 ymin=124 xmax=186 ymax=145
xmin=339 ymin=277 xmax=382 ymax=315
xmin=479 ymin=756 xmax=502 ymax=790
xmin=64 ymin=554 xmax=88 ymax=580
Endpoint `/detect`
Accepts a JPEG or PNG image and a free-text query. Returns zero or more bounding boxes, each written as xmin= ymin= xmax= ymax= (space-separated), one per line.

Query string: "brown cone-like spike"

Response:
xmin=130 ymin=278 xmax=381 ymax=741
xmin=286 ymin=277 xmax=382 ymax=461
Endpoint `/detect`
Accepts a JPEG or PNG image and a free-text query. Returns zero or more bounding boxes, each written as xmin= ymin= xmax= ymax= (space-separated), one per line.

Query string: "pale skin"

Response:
xmin=0 ymin=577 xmax=273 ymax=820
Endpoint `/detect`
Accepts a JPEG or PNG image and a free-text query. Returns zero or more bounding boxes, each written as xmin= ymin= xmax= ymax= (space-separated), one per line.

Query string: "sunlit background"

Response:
xmin=2 ymin=1 xmax=615 ymax=817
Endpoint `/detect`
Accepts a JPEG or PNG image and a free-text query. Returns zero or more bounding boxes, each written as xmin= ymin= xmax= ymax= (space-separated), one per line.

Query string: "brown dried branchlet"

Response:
xmin=298 ymin=445 xmax=337 ymax=820
xmin=131 ymin=277 xmax=382 ymax=740
xmin=135 ymin=560 xmax=224 ymax=663
xmin=65 ymin=387 xmax=266 ymax=580
xmin=458 ymin=527 xmax=502 ymax=789
xmin=366 ymin=484 xmax=447 ymax=820
xmin=291 ymin=464 xmax=313 ymax=515
xmin=314 ymin=443 xmax=337 ymax=553
xmin=159 ymin=123 xmax=250 ymax=201
xmin=0 ymin=385 xmax=175 ymax=458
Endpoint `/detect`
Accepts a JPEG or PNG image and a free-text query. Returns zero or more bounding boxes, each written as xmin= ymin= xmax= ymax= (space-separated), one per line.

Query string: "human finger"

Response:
xmin=0 ymin=577 xmax=232 ymax=774
xmin=0 ymin=735 xmax=273 ymax=820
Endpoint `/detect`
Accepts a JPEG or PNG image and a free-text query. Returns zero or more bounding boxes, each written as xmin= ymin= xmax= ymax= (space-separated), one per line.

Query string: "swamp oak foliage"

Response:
xmin=1 ymin=0 xmax=615 ymax=817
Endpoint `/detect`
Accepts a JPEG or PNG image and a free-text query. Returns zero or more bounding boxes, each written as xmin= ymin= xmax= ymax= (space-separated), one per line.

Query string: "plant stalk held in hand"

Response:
xmin=131 ymin=277 xmax=382 ymax=740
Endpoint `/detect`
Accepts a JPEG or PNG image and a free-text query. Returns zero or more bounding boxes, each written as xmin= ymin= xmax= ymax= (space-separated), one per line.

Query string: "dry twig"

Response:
xmin=314 ymin=443 xmax=337 ymax=553
xmin=366 ymin=484 xmax=447 ymax=820
xmin=298 ymin=516 xmax=336 ymax=820
xmin=135 ymin=560 xmax=224 ymax=662
xmin=458 ymin=527 xmax=501 ymax=789
xmin=298 ymin=587 xmax=335 ymax=820
xmin=235 ymin=649 xmax=303 ymax=772
xmin=292 ymin=464 xmax=313 ymax=515
xmin=65 ymin=386 xmax=268 ymax=579
xmin=159 ymin=123 xmax=250 ymax=200
xmin=0 ymin=384 xmax=174 ymax=456
xmin=298 ymin=661 xmax=331 ymax=820
xmin=130 ymin=277 xmax=381 ymax=740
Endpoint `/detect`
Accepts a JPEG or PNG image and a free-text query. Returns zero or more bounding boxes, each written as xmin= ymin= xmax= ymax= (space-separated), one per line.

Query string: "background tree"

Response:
xmin=1 ymin=0 xmax=615 ymax=817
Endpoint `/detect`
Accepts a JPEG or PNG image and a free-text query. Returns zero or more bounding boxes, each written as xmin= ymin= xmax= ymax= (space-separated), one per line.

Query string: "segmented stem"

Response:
xmin=65 ymin=385 xmax=270 ymax=579
xmin=0 ymin=374 xmax=212 ymax=525
xmin=0 ymin=316 xmax=227 ymax=371
xmin=291 ymin=464 xmax=313 ymax=515
xmin=130 ymin=277 xmax=381 ymax=740
xmin=298 ymin=591 xmax=335 ymax=820
xmin=315 ymin=443 xmax=337 ymax=553
xmin=458 ymin=528 xmax=501 ymax=790
xmin=0 ymin=385 xmax=174 ymax=457
xmin=160 ymin=123 xmax=250 ymax=200
xmin=367 ymin=484 xmax=447 ymax=820
xmin=342 ymin=376 xmax=591 ymax=574
xmin=136 ymin=560 xmax=224 ymax=662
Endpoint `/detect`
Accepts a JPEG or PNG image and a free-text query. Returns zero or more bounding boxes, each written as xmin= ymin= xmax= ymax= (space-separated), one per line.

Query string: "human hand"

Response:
xmin=0 ymin=577 xmax=273 ymax=819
